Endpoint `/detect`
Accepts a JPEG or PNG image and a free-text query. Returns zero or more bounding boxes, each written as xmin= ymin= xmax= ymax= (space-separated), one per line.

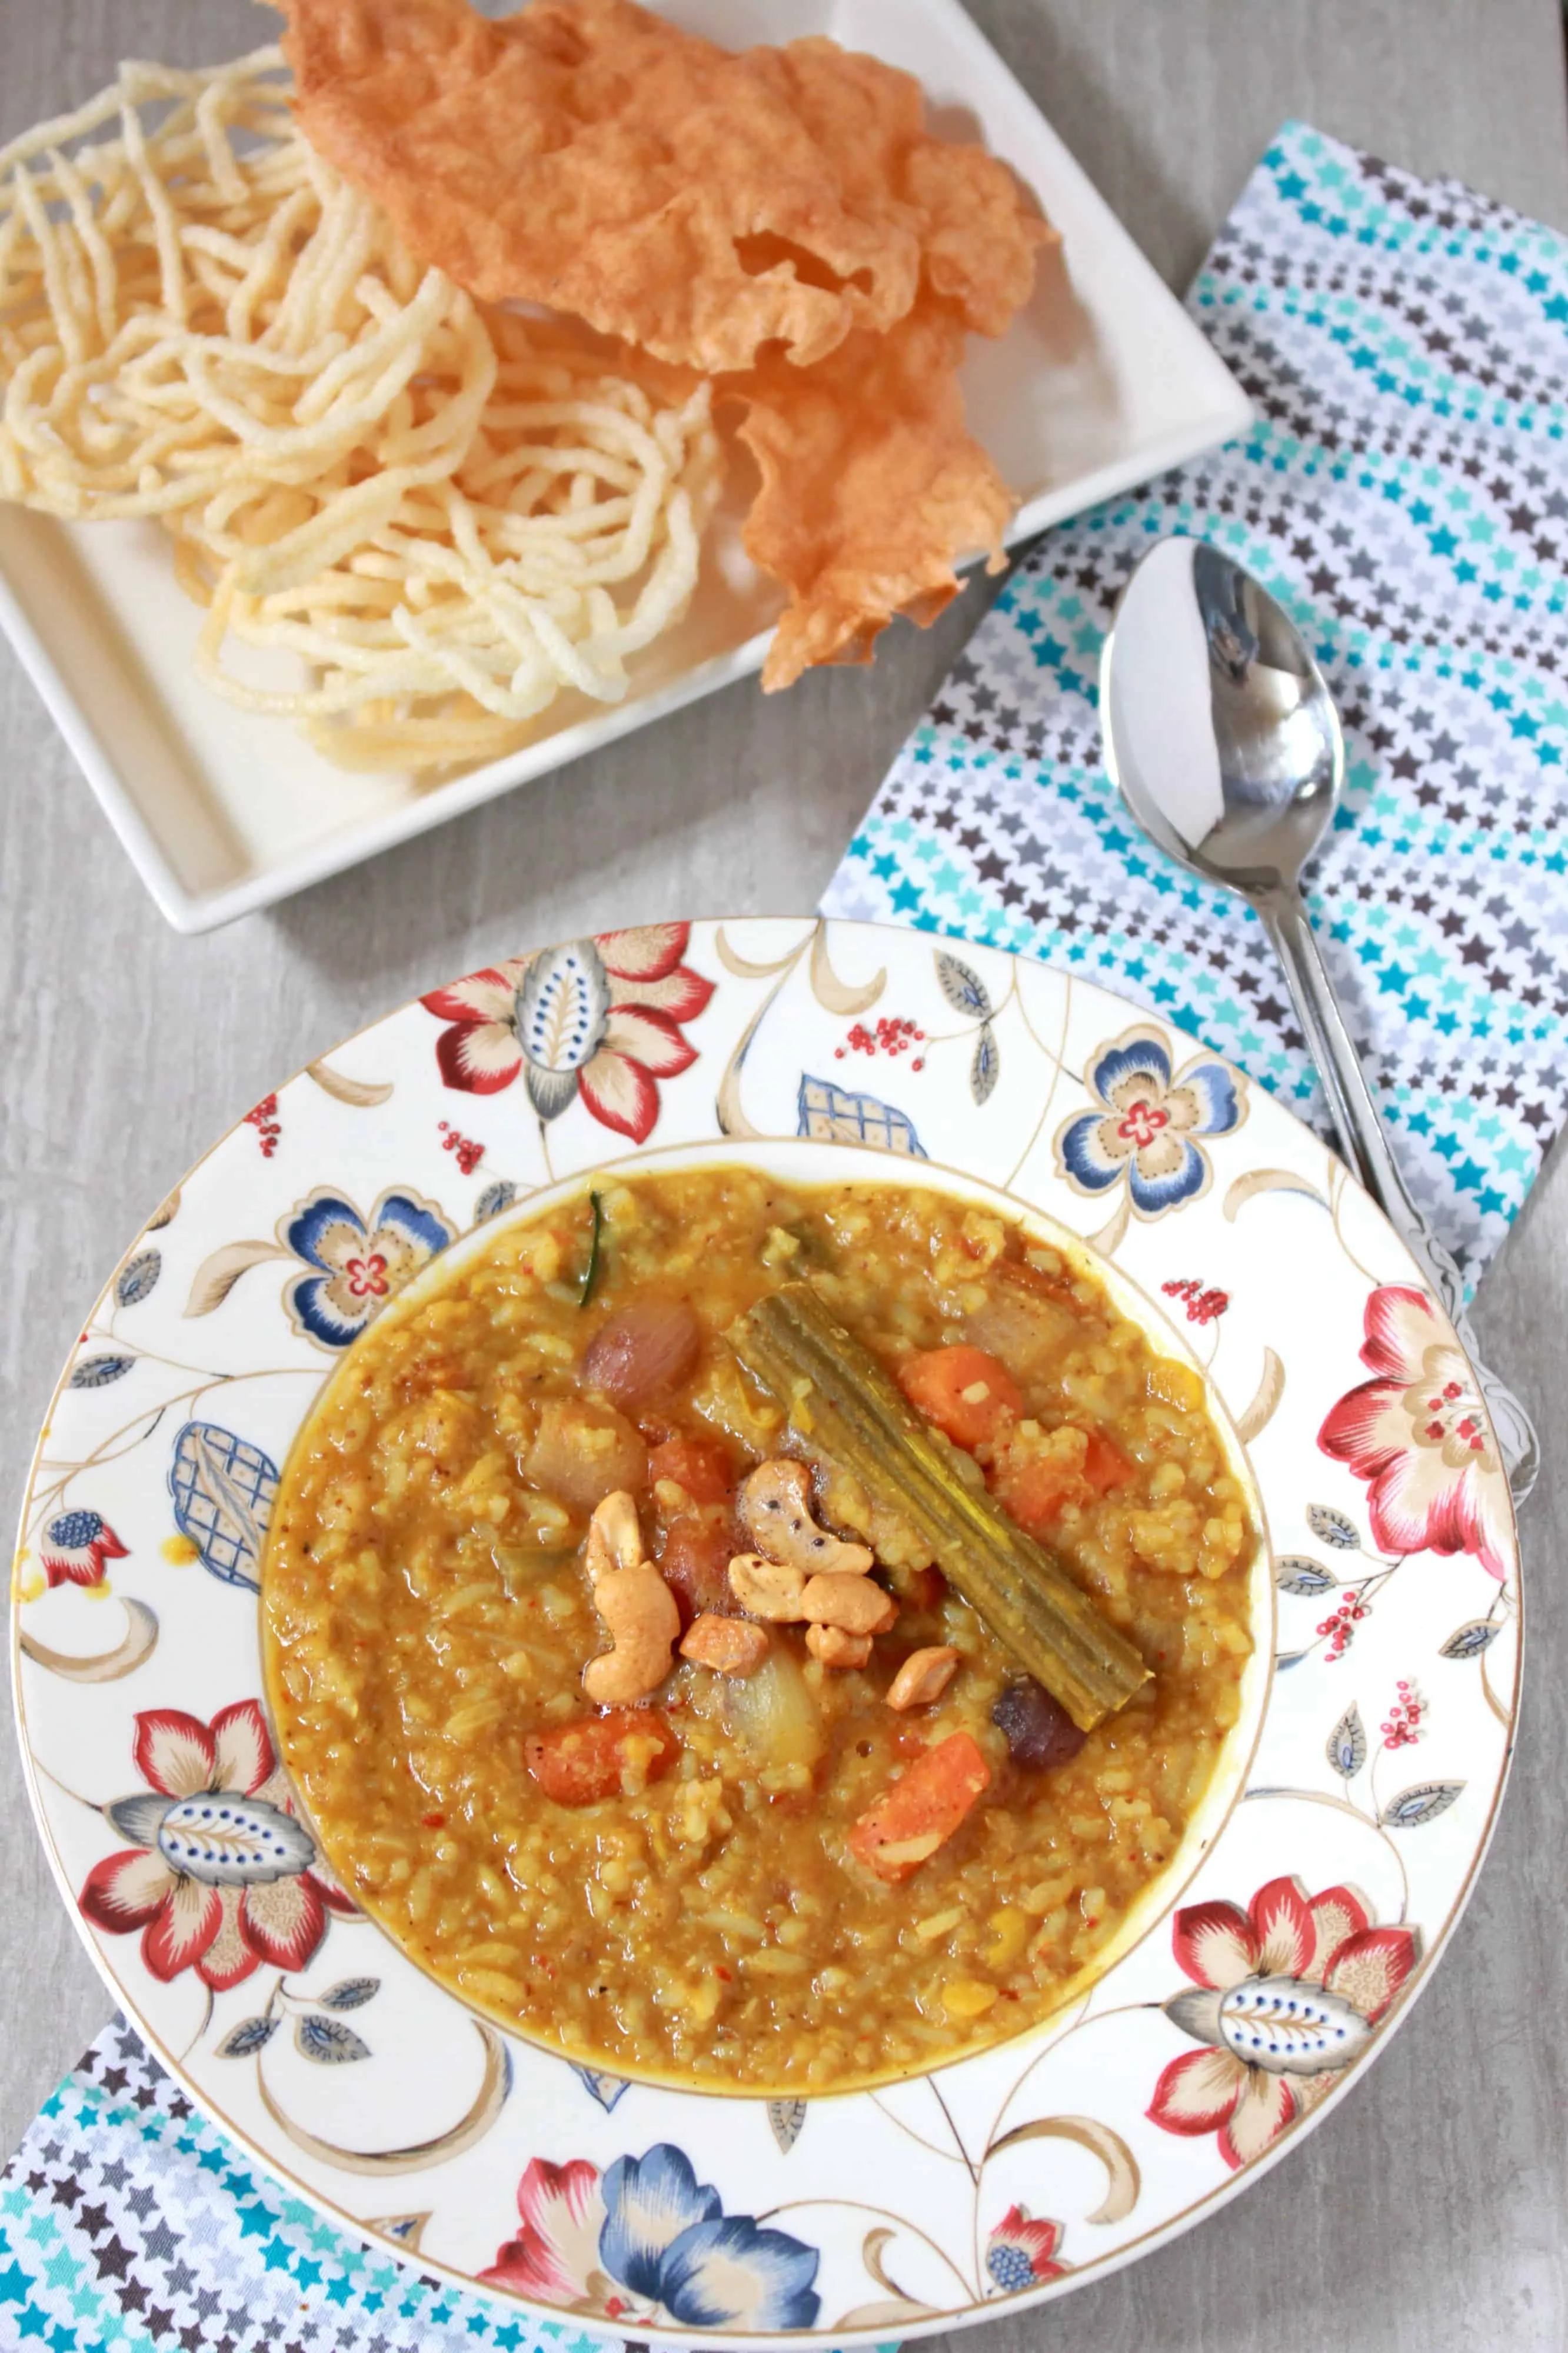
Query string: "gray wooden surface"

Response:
xmin=2 ymin=2 xmax=1565 ymax=2347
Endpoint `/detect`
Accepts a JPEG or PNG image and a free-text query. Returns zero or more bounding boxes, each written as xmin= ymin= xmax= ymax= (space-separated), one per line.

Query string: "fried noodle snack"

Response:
xmin=0 ymin=47 xmax=720 ymax=768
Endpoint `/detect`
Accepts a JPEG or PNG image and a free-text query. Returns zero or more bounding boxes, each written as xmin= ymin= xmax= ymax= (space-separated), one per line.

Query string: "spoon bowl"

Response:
xmin=1103 ymin=538 xmax=1341 ymax=888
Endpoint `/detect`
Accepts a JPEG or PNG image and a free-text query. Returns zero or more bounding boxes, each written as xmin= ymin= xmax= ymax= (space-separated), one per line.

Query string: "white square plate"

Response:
xmin=0 ymin=0 xmax=1251 ymax=930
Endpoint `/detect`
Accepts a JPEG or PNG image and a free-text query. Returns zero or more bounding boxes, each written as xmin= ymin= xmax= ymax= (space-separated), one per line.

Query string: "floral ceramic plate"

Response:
xmin=11 ymin=917 xmax=1520 ymax=2345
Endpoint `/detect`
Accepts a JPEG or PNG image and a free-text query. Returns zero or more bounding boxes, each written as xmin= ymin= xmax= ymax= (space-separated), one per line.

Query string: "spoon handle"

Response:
xmin=1256 ymin=886 xmax=1538 ymax=1501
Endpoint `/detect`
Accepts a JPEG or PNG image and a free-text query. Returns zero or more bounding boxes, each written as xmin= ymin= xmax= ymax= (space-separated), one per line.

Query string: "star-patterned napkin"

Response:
xmin=824 ymin=120 xmax=1568 ymax=1297
xmin=0 ymin=2020 xmax=592 ymax=2353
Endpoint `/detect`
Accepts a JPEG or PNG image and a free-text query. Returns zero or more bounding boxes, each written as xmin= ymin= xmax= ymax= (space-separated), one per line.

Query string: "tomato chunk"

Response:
xmin=898 ymin=1346 xmax=1022 ymax=1447
xmin=848 ymin=1731 xmax=991 ymax=1882
xmin=656 ymin=1515 xmax=734 ymax=1626
xmin=1081 ymin=1429 xmax=1134 ymax=1495
xmin=647 ymin=1436 xmax=737 ymax=1506
xmin=524 ymin=1709 xmax=678 ymax=1806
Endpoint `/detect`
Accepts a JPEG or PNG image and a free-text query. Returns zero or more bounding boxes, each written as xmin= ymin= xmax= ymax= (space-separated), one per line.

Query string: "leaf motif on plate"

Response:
xmin=1439 ymin=1620 xmax=1500 ymax=1660
xmin=984 ymin=2114 xmax=1139 ymax=2224
xmin=714 ymin=924 xmax=806 ymax=980
xmin=306 ymin=1057 xmax=394 ymax=1107
xmin=570 ymin=2064 xmax=628 ymax=2114
xmin=18 ymin=1597 xmax=158 ymax=1683
xmin=1236 ymin=1348 xmax=1284 ymax=1442
xmin=216 ymin=2015 xmax=279 ymax=2059
xmin=1085 ymin=1188 xmax=1131 ymax=1259
xmin=146 ymin=1186 xmax=181 ymax=1232
xmin=116 ymin=1250 xmax=161 ymax=1307
xmin=797 ymin=1074 xmax=926 ymax=1159
xmin=474 ymin=1179 xmax=517 ymax=1223
xmin=69 ymin=1355 xmax=134 ymax=1389
xmin=1307 ymin=1503 xmax=1360 ymax=1550
xmin=370 ymin=2213 xmax=430 ymax=2252
xmin=183 ymin=1238 xmax=289 ymax=1318
xmin=1325 ymin=1702 xmax=1367 ymax=1780
xmin=157 ymin=1792 xmax=315 ymax=1883
xmin=1379 ymin=1780 xmax=1464 ymax=1829
xmin=1276 ymin=1555 xmax=1336 ymax=1597
xmin=295 ymin=2013 xmax=370 ymax=2065
xmin=1223 ymin=1169 xmax=1330 ymax=1221
xmin=860 ymin=2225 xmax=923 ymax=2301
xmin=835 ymin=2298 xmax=940 ymax=2328
xmin=811 ymin=922 xmax=884 ymax=1016
xmin=168 ymin=1420 xmax=279 ymax=1591
xmin=767 ymin=2098 xmax=807 ymax=2153
xmin=936 ymin=950 xmax=992 ymax=1019
xmin=970 ymin=1023 xmax=1000 ymax=1106
xmin=1274 ymin=1647 xmax=1310 ymax=1670
xmin=317 ymin=1977 xmax=381 ymax=2012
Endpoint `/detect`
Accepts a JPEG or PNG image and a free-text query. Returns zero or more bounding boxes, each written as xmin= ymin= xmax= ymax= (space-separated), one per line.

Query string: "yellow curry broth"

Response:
xmin=262 ymin=1167 xmax=1257 ymax=2091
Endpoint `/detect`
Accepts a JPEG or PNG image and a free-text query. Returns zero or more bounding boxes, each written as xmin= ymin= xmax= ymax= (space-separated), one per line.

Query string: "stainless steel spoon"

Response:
xmin=1100 ymin=535 xmax=1537 ymax=1502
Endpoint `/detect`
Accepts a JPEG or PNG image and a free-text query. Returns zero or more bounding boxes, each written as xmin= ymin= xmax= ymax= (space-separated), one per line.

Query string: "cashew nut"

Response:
xmin=885 ymin=1645 xmax=960 ymax=1710
xmin=801 ymin=1571 xmax=898 ymax=1635
xmin=581 ymin=1492 xmax=680 ymax=1705
xmin=739 ymin=1459 xmax=874 ymax=1576
xmin=680 ymin=1613 xmax=771 ymax=1678
xmin=806 ymin=1623 xmax=873 ymax=1669
xmin=584 ymin=1489 xmax=642 ymax=1584
xmin=727 ymin=1551 xmax=809 ymax=1620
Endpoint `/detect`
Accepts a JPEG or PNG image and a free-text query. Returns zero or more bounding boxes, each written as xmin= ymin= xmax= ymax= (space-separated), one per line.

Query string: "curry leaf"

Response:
xmin=578 ymin=1190 xmax=604 ymax=1309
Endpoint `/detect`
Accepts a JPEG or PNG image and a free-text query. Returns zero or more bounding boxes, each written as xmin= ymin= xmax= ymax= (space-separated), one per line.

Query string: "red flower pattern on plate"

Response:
xmin=78 ymin=1702 xmax=354 ymax=1990
xmin=1319 ymin=1284 xmax=1509 ymax=1579
xmin=1147 ymin=1875 xmax=1421 ymax=2170
xmin=985 ymin=2204 xmax=1068 ymax=2294
xmin=422 ymin=924 xmax=714 ymax=1145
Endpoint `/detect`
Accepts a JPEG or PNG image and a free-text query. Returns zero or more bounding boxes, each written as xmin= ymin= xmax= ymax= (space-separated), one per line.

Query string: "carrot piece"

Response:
xmin=524 ymin=1708 xmax=678 ymax=1805
xmin=993 ymin=1454 xmax=1083 ymax=1536
xmin=898 ymin=1346 xmax=1022 ymax=1448
xmin=996 ymin=1426 xmax=1134 ymax=1534
xmin=648 ymin=1436 xmax=737 ymax=1506
xmin=1080 ymin=1429 xmax=1134 ymax=1494
xmin=847 ymin=1730 xmax=991 ymax=1882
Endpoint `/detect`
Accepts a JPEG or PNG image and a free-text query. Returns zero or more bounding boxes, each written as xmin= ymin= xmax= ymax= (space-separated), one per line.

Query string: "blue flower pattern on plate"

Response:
xmin=482 ymin=2142 xmax=820 ymax=2330
xmin=1055 ymin=1026 xmax=1245 ymax=1217
xmin=280 ymin=1186 xmax=455 ymax=1349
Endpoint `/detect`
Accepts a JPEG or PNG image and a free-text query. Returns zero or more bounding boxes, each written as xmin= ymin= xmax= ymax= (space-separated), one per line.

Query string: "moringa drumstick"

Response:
xmin=728 ymin=1282 xmax=1150 ymax=1732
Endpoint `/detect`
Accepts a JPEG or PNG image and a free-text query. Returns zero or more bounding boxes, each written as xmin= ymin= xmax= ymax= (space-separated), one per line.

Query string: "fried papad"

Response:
xmin=276 ymin=0 xmax=1044 ymax=372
